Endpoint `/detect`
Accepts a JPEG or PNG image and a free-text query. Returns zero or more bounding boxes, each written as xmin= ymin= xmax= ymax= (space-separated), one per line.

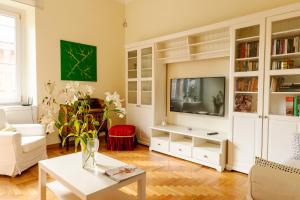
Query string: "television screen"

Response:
xmin=170 ymin=77 xmax=225 ymax=116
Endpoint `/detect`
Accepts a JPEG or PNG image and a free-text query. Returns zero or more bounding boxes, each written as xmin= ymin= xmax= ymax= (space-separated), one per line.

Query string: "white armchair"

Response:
xmin=0 ymin=109 xmax=47 ymax=176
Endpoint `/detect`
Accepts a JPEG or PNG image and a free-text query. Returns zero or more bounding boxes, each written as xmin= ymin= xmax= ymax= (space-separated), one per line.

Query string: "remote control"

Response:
xmin=207 ymin=132 xmax=218 ymax=135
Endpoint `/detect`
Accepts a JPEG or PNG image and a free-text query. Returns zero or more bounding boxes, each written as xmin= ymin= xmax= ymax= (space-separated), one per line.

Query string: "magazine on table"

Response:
xmin=105 ymin=165 xmax=144 ymax=182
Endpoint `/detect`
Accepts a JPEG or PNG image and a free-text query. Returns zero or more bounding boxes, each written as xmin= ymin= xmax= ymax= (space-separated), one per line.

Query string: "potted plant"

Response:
xmin=40 ymin=81 xmax=125 ymax=169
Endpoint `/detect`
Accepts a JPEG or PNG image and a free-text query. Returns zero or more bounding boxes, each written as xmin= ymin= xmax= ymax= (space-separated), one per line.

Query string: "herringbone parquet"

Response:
xmin=0 ymin=143 xmax=248 ymax=200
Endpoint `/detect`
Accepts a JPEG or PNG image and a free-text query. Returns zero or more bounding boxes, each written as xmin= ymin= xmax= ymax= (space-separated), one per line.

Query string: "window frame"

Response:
xmin=0 ymin=8 xmax=22 ymax=105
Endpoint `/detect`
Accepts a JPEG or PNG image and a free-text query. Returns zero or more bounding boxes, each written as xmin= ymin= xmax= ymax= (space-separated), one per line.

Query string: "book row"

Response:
xmin=237 ymin=41 xmax=259 ymax=58
xmin=271 ymin=60 xmax=295 ymax=70
xmin=272 ymin=36 xmax=300 ymax=55
xmin=286 ymin=96 xmax=300 ymax=116
xmin=236 ymin=77 xmax=258 ymax=92
xmin=236 ymin=61 xmax=259 ymax=72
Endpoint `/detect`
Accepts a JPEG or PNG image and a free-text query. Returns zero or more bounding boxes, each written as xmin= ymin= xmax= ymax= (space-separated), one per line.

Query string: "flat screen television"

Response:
xmin=170 ymin=77 xmax=225 ymax=116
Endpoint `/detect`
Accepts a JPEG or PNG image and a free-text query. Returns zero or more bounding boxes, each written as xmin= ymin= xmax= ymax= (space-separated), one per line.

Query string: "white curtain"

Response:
xmin=10 ymin=0 xmax=43 ymax=8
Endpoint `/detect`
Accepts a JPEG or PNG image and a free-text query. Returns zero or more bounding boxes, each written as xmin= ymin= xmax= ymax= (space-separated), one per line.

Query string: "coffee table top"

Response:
xmin=39 ymin=152 xmax=131 ymax=198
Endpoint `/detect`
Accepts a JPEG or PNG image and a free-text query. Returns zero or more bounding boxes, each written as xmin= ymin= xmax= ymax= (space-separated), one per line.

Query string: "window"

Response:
xmin=0 ymin=11 xmax=20 ymax=104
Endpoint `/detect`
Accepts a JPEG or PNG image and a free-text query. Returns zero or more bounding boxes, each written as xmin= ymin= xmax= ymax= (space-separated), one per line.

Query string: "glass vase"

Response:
xmin=81 ymin=137 xmax=99 ymax=169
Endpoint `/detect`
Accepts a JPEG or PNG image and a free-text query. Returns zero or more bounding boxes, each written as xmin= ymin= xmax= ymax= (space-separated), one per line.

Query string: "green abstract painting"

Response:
xmin=60 ymin=40 xmax=97 ymax=81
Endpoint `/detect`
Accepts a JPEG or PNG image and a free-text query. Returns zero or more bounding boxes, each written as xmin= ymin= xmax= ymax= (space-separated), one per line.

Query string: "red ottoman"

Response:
xmin=107 ymin=125 xmax=136 ymax=151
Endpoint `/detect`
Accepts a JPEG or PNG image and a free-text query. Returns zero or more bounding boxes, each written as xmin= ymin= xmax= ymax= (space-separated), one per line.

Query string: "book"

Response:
xmin=234 ymin=94 xmax=252 ymax=112
xmin=294 ymin=96 xmax=299 ymax=117
xmin=105 ymin=165 xmax=144 ymax=182
xmin=286 ymin=96 xmax=294 ymax=116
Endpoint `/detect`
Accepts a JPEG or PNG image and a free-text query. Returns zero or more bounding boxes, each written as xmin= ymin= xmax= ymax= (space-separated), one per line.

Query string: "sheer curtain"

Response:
xmin=10 ymin=0 xmax=43 ymax=8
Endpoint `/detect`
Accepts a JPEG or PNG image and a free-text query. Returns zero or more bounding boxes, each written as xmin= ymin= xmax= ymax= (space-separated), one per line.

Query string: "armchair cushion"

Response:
xmin=21 ymin=136 xmax=45 ymax=153
xmin=12 ymin=124 xmax=45 ymax=136
xmin=0 ymin=109 xmax=9 ymax=130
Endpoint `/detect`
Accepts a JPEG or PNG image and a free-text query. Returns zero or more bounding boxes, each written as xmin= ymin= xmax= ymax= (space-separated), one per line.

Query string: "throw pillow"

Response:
xmin=255 ymin=157 xmax=300 ymax=174
xmin=291 ymin=133 xmax=300 ymax=160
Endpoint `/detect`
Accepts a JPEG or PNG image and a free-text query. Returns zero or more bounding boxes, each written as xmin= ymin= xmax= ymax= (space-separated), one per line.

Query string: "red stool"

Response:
xmin=107 ymin=125 xmax=136 ymax=151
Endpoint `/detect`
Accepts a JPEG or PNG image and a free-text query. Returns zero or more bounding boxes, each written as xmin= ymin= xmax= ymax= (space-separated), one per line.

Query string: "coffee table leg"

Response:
xmin=137 ymin=174 xmax=146 ymax=200
xmin=39 ymin=165 xmax=46 ymax=200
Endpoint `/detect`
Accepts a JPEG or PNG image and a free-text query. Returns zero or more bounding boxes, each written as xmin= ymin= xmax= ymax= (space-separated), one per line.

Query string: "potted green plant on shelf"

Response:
xmin=40 ymin=81 xmax=125 ymax=169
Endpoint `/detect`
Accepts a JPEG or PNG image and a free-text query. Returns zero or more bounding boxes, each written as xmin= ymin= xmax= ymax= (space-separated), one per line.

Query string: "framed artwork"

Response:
xmin=60 ymin=40 xmax=97 ymax=81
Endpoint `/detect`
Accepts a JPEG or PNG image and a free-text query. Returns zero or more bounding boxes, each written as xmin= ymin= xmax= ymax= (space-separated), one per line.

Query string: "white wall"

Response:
xmin=35 ymin=0 xmax=125 ymax=144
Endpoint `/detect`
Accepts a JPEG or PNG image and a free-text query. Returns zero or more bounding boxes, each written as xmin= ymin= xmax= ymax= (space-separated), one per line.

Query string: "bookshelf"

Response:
xmin=156 ymin=27 xmax=229 ymax=63
xmin=266 ymin=14 xmax=300 ymax=117
xmin=231 ymin=24 xmax=262 ymax=114
xmin=228 ymin=20 xmax=265 ymax=173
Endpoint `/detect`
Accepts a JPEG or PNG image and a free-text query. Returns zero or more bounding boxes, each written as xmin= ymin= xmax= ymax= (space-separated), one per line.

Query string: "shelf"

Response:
xmin=128 ymin=57 xmax=137 ymax=60
xmin=171 ymin=139 xmax=193 ymax=146
xmin=234 ymin=71 xmax=259 ymax=77
xmin=271 ymin=52 xmax=300 ymax=59
xmin=189 ymin=37 xmax=229 ymax=47
xmin=194 ymin=143 xmax=220 ymax=153
xmin=141 ymin=77 xmax=152 ymax=81
xmin=190 ymin=49 xmax=229 ymax=60
xmin=272 ymin=28 xmax=300 ymax=39
xmin=236 ymin=57 xmax=259 ymax=61
xmin=158 ymin=54 xmax=190 ymax=61
xmin=156 ymin=45 xmax=188 ymax=53
xmin=235 ymin=91 xmax=258 ymax=94
xmin=269 ymin=68 xmax=300 ymax=76
xmin=270 ymin=91 xmax=300 ymax=95
xmin=142 ymin=54 xmax=152 ymax=57
xmin=128 ymin=69 xmax=137 ymax=72
xmin=141 ymin=68 xmax=152 ymax=70
xmin=128 ymin=90 xmax=137 ymax=93
xmin=127 ymin=78 xmax=138 ymax=81
xmin=142 ymin=90 xmax=152 ymax=93
xmin=236 ymin=36 xmax=259 ymax=43
xmin=152 ymin=136 xmax=169 ymax=141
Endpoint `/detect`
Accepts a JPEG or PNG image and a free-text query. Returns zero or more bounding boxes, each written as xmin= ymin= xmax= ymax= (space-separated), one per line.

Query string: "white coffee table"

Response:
xmin=38 ymin=152 xmax=146 ymax=200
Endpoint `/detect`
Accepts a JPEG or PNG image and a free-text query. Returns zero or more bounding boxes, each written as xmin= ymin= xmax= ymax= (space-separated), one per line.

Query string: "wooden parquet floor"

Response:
xmin=0 ymin=143 xmax=248 ymax=200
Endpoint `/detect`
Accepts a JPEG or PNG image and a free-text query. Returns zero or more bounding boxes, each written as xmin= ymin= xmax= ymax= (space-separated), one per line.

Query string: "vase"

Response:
xmin=81 ymin=137 xmax=99 ymax=169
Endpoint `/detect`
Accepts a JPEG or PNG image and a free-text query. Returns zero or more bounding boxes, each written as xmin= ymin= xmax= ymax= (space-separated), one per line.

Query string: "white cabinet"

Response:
xmin=126 ymin=45 xmax=154 ymax=145
xmin=229 ymin=10 xmax=300 ymax=173
xmin=150 ymin=125 xmax=227 ymax=172
xmin=231 ymin=113 xmax=262 ymax=173
xmin=266 ymin=116 xmax=300 ymax=163
xmin=263 ymin=10 xmax=300 ymax=163
xmin=228 ymin=20 xmax=265 ymax=173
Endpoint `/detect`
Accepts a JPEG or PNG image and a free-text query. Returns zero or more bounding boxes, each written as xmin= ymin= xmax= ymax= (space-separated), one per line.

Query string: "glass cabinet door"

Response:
xmin=141 ymin=47 xmax=152 ymax=78
xmin=128 ymin=81 xmax=137 ymax=104
xmin=128 ymin=50 xmax=137 ymax=79
xmin=141 ymin=80 xmax=152 ymax=105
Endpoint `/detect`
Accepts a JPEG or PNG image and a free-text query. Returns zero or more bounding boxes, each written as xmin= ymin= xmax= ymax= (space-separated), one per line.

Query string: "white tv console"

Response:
xmin=150 ymin=125 xmax=227 ymax=172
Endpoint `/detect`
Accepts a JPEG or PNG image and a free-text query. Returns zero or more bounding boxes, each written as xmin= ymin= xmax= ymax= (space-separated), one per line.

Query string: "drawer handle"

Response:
xmin=158 ymin=143 xmax=161 ymax=146
xmin=178 ymin=148 xmax=182 ymax=151
xmin=204 ymin=155 xmax=208 ymax=158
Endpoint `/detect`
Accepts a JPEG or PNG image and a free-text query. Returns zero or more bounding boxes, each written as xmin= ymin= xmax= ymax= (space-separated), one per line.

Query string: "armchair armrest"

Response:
xmin=0 ymin=131 xmax=21 ymax=144
xmin=11 ymin=124 xmax=45 ymax=136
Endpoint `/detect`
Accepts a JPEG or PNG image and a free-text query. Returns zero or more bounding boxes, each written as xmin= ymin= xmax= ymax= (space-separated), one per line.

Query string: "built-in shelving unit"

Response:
xmin=126 ymin=45 xmax=154 ymax=145
xmin=266 ymin=14 xmax=300 ymax=117
xmin=150 ymin=125 xmax=227 ymax=172
xmin=228 ymin=20 xmax=265 ymax=174
xmin=156 ymin=28 xmax=230 ymax=63
xmin=232 ymin=24 xmax=262 ymax=114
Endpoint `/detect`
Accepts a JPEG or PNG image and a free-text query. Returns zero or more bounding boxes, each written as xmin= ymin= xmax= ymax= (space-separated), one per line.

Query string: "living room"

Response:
xmin=1 ymin=0 xmax=300 ymax=199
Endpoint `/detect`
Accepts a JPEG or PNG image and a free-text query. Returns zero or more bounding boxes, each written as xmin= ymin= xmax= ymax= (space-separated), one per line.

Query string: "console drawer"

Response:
xmin=192 ymin=148 xmax=220 ymax=164
xmin=170 ymin=142 xmax=192 ymax=157
xmin=151 ymin=138 xmax=169 ymax=152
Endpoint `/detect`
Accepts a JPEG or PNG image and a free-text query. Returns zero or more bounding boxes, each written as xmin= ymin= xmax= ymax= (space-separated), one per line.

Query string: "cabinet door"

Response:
xmin=232 ymin=114 xmax=262 ymax=173
xmin=267 ymin=117 xmax=300 ymax=163
xmin=136 ymin=108 xmax=153 ymax=145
